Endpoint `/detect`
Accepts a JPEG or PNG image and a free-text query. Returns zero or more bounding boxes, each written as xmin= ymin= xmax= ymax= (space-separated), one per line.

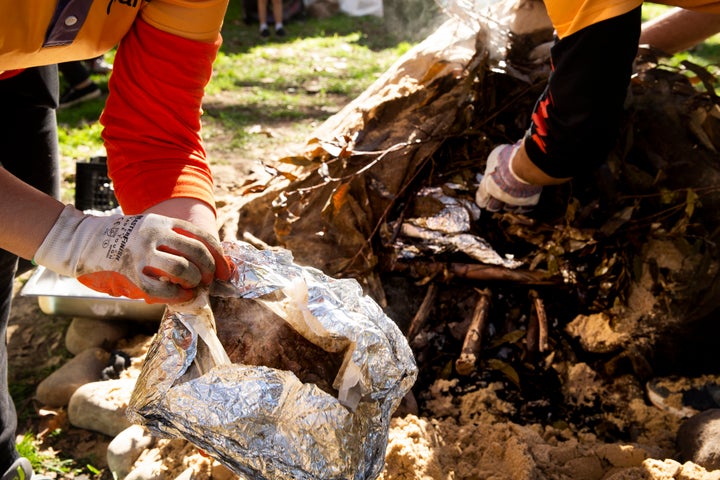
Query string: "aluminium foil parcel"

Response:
xmin=128 ymin=241 xmax=417 ymax=479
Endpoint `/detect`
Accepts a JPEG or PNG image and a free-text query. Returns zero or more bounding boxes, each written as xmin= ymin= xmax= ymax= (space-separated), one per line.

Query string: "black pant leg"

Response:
xmin=0 ymin=64 xmax=60 ymax=471
xmin=524 ymin=7 xmax=642 ymax=179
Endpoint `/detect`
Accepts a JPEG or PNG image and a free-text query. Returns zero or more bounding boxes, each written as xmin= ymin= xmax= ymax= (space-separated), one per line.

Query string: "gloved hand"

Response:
xmin=476 ymin=141 xmax=542 ymax=212
xmin=33 ymin=205 xmax=234 ymax=304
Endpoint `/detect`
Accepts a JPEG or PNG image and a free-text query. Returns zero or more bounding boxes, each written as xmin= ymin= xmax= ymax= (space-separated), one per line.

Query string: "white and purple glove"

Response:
xmin=475 ymin=141 xmax=542 ymax=212
xmin=33 ymin=205 xmax=234 ymax=304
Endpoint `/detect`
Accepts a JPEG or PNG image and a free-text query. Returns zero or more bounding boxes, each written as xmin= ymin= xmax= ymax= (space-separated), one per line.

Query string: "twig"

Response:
xmin=526 ymin=305 xmax=539 ymax=354
xmin=455 ymin=288 xmax=492 ymax=376
xmin=407 ymin=283 xmax=438 ymax=341
xmin=528 ymin=290 xmax=548 ymax=353
xmin=392 ymin=260 xmax=558 ymax=285
xmin=242 ymin=231 xmax=272 ymax=250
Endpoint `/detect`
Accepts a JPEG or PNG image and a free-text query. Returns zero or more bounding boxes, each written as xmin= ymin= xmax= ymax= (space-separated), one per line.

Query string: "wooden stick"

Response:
xmin=455 ymin=288 xmax=492 ymax=376
xmin=526 ymin=304 xmax=539 ymax=354
xmin=407 ymin=283 xmax=438 ymax=340
xmin=535 ymin=294 xmax=549 ymax=353
xmin=528 ymin=290 xmax=549 ymax=352
xmin=391 ymin=261 xmax=557 ymax=285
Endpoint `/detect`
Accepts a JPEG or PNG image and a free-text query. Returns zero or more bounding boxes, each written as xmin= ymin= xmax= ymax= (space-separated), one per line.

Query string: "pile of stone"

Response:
xmin=33 ymin=317 xmax=234 ymax=480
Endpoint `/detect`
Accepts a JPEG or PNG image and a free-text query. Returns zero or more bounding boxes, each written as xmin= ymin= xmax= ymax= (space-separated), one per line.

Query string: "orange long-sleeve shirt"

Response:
xmin=0 ymin=0 xmax=229 ymax=215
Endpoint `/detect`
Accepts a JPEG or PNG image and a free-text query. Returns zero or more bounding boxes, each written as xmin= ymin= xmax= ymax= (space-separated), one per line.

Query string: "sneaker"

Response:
xmin=275 ymin=26 xmax=286 ymax=37
xmin=260 ymin=27 xmax=270 ymax=38
xmin=1 ymin=458 xmax=52 ymax=480
xmin=646 ymin=375 xmax=720 ymax=418
xmin=59 ymin=83 xmax=101 ymax=109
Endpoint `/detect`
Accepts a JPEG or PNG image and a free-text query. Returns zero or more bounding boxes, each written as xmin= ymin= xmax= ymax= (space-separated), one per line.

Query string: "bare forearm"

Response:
xmin=0 ymin=167 xmax=65 ymax=260
xmin=641 ymin=8 xmax=720 ymax=54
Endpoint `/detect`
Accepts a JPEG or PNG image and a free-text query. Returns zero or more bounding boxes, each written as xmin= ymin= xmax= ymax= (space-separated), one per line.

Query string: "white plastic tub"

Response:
xmin=338 ymin=0 xmax=383 ymax=17
xmin=21 ymin=266 xmax=165 ymax=321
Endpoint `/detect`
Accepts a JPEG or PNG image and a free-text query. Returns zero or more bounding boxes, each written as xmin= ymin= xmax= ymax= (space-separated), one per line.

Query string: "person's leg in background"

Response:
xmin=257 ymin=0 xmax=285 ymax=37
xmin=58 ymin=60 xmax=101 ymax=109
xmin=258 ymin=0 xmax=271 ymax=37
xmin=271 ymin=0 xmax=285 ymax=36
xmin=0 ymin=65 xmax=59 ymax=479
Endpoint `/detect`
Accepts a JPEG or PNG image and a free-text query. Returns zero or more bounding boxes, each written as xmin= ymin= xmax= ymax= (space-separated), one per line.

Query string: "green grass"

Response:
xmin=203 ymin=29 xmax=411 ymax=153
xmin=16 ymin=432 xmax=77 ymax=475
xmin=204 ymin=3 xmax=416 ymax=155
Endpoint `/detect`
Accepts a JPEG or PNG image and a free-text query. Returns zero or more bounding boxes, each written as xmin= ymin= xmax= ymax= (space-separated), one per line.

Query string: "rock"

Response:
xmin=68 ymin=378 xmax=135 ymax=437
xmin=174 ymin=468 xmax=194 ymax=480
xmin=677 ymin=408 xmax=720 ymax=471
xmin=124 ymin=459 xmax=163 ymax=480
xmin=604 ymin=459 xmax=683 ymax=479
xmin=65 ymin=317 xmax=130 ymax=355
xmin=565 ymin=313 xmax=629 ymax=354
xmin=596 ymin=443 xmax=648 ymax=468
xmin=562 ymin=455 xmax=604 ymax=480
xmin=36 ymin=347 xmax=110 ymax=407
xmin=107 ymin=425 xmax=155 ymax=479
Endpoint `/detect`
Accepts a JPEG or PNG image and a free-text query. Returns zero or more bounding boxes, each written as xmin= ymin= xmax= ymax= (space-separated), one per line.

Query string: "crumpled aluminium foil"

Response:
xmin=128 ymin=241 xmax=418 ymax=480
xmin=398 ymin=186 xmax=522 ymax=268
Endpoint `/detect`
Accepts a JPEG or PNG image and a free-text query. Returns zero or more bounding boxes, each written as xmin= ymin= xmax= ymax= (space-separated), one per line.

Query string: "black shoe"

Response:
xmin=677 ymin=409 xmax=720 ymax=471
xmin=275 ymin=26 xmax=286 ymax=37
xmin=647 ymin=375 xmax=720 ymax=418
xmin=260 ymin=27 xmax=270 ymax=38
xmin=59 ymin=83 xmax=101 ymax=109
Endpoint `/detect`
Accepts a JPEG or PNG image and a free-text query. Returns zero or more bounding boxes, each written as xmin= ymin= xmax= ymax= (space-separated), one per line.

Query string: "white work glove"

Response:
xmin=476 ymin=141 xmax=542 ymax=212
xmin=34 ymin=205 xmax=233 ymax=304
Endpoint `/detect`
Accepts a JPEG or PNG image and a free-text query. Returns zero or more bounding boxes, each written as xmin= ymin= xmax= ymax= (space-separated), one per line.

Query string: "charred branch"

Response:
xmin=391 ymin=260 xmax=559 ymax=285
xmin=455 ymin=288 xmax=492 ymax=376
xmin=406 ymin=283 xmax=438 ymax=341
xmin=526 ymin=289 xmax=549 ymax=354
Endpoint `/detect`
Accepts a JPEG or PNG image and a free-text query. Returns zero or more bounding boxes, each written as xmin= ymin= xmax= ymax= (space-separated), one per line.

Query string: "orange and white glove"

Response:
xmin=476 ymin=141 xmax=542 ymax=212
xmin=33 ymin=205 xmax=233 ymax=304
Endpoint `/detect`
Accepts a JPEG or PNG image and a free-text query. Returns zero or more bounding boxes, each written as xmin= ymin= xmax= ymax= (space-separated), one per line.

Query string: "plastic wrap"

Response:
xmin=128 ymin=241 xmax=417 ymax=479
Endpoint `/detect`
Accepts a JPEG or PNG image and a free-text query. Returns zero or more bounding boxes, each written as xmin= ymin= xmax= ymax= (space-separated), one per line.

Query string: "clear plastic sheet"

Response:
xmin=128 ymin=241 xmax=417 ymax=480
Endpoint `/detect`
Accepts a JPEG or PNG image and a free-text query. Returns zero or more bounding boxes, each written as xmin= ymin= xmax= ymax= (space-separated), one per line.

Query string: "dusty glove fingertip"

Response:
xmin=215 ymin=255 xmax=236 ymax=282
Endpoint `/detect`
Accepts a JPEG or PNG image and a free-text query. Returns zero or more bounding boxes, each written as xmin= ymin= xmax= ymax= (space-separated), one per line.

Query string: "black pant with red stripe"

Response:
xmin=524 ymin=7 xmax=642 ymax=179
xmin=0 ymin=65 xmax=60 ymax=471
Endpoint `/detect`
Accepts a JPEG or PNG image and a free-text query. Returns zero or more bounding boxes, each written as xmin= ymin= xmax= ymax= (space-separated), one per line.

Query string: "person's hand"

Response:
xmin=475 ymin=141 xmax=542 ymax=212
xmin=33 ymin=205 xmax=232 ymax=304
